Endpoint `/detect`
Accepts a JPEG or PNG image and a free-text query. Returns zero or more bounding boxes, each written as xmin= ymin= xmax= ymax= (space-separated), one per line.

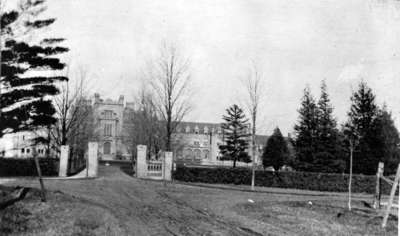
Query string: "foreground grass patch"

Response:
xmin=234 ymin=200 xmax=397 ymax=236
xmin=0 ymin=188 xmax=125 ymax=236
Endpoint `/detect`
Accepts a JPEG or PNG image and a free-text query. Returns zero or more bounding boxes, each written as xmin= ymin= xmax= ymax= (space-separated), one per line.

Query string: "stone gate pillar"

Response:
xmin=59 ymin=145 xmax=69 ymax=177
xmin=136 ymin=145 xmax=147 ymax=178
xmin=88 ymin=142 xmax=98 ymax=177
xmin=164 ymin=152 xmax=173 ymax=181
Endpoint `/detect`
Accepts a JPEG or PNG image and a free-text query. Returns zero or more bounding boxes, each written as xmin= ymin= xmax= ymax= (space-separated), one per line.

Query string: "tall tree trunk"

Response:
xmin=166 ymin=109 xmax=172 ymax=151
xmin=348 ymin=140 xmax=353 ymax=210
xmin=62 ymin=120 xmax=67 ymax=145
xmin=47 ymin=125 xmax=51 ymax=158
xmin=251 ymin=115 xmax=256 ymax=190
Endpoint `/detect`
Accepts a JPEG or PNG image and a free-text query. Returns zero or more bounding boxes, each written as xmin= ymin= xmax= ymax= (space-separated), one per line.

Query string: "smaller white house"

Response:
xmin=0 ymin=130 xmax=49 ymax=158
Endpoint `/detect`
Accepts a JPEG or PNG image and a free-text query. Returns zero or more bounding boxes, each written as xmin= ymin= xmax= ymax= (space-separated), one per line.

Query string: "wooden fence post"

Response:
xmin=33 ymin=154 xmax=46 ymax=202
xmin=382 ymin=164 xmax=400 ymax=228
xmin=374 ymin=162 xmax=384 ymax=209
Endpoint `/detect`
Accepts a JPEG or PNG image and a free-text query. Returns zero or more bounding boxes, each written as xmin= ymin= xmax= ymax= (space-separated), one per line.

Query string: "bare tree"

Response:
xmin=241 ymin=61 xmax=264 ymax=191
xmin=124 ymin=84 xmax=164 ymax=159
xmin=148 ymin=43 xmax=192 ymax=151
xmin=50 ymin=67 xmax=94 ymax=153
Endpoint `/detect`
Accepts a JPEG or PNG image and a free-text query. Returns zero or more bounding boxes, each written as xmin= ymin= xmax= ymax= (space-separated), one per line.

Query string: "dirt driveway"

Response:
xmin=1 ymin=165 xmax=397 ymax=235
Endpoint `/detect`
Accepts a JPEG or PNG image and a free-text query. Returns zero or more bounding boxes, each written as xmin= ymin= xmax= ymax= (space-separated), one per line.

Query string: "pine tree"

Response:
xmin=219 ymin=104 xmax=250 ymax=168
xmin=371 ymin=105 xmax=400 ymax=175
xmin=262 ymin=127 xmax=289 ymax=170
xmin=0 ymin=0 xmax=68 ymax=138
xmin=344 ymin=81 xmax=379 ymax=174
xmin=314 ymin=81 xmax=345 ymax=173
xmin=293 ymin=86 xmax=318 ymax=171
xmin=316 ymin=81 xmax=338 ymax=152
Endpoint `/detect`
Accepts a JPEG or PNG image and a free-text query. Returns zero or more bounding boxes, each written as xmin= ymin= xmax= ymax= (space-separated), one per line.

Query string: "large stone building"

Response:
xmin=92 ymin=93 xmax=133 ymax=160
xmin=0 ymin=93 xmax=273 ymax=165
xmin=172 ymin=122 xmax=268 ymax=166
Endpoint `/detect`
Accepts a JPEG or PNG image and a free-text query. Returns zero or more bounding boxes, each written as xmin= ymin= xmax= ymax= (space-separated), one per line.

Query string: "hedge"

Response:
xmin=173 ymin=166 xmax=393 ymax=194
xmin=0 ymin=158 xmax=59 ymax=177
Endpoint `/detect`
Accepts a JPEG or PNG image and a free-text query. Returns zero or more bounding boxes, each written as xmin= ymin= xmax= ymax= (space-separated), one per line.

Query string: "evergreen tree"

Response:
xmin=314 ymin=81 xmax=345 ymax=173
xmin=262 ymin=127 xmax=289 ymax=170
xmin=293 ymin=86 xmax=318 ymax=170
xmin=219 ymin=104 xmax=250 ymax=168
xmin=344 ymin=81 xmax=379 ymax=174
xmin=0 ymin=0 xmax=68 ymax=138
xmin=316 ymin=81 xmax=338 ymax=152
xmin=371 ymin=105 xmax=400 ymax=175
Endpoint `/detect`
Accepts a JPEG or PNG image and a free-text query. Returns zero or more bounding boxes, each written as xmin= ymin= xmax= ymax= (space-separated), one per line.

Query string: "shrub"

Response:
xmin=0 ymin=158 xmax=59 ymax=177
xmin=173 ymin=166 xmax=393 ymax=194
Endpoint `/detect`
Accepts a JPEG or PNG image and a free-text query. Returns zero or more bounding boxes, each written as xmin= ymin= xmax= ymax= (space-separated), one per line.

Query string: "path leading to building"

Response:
xmin=1 ymin=165 xmax=396 ymax=235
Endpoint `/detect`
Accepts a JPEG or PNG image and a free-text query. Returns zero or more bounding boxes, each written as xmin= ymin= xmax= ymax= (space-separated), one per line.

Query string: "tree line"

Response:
xmin=263 ymin=80 xmax=400 ymax=175
xmin=1 ymin=1 xmax=399 ymax=176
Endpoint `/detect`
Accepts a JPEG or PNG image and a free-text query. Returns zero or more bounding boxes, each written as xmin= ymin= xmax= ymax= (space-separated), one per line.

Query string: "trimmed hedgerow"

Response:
xmin=0 ymin=158 xmax=59 ymax=177
xmin=173 ymin=166 xmax=393 ymax=194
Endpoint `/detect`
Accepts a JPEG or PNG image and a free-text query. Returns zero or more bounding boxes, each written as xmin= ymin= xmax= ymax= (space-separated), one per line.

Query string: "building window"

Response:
xmin=104 ymin=110 xmax=113 ymax=119
xmin=204 ymin=126 xmax=209 ymax=134
xmin=194 ymin=126 xmax=199 ymax=134
xmin=103 ymin=142 xmax=111 ymax=154
xmin=185 ymin=149 xmax=193 ymax=159
xmin=193 ymin=141 xmax=200 ymax=147
xmin=203 ymin=150 xmax=210 ymax=159
xmin=186 ymin=126 xmax=190 ymax=133
xmin=104 ymin=124 xmax=113 ymax=136
xmin=21 ymin=148 xmax=25 ymax=154
xmin=176 ymin=150 xmax=183 ymax=159
xmin=194 ymin=149 xmax=201 ymax=159
xmin=26 ymin=149 xmax=30 ymax=154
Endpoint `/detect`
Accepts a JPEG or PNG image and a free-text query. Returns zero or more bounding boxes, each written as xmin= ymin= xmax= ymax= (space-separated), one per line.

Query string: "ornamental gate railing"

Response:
xmin=147 ymin=160 xmax=163 ymax=178
xmin=135 ymin=145 xmax=172 ymax=181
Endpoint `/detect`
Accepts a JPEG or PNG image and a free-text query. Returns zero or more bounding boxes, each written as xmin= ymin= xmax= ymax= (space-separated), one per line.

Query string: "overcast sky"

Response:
xmin=43 ymin=0 xmax=400 ymax=135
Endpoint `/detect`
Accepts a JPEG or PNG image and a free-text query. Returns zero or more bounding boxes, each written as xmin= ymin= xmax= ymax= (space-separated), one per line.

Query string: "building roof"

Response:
xmin=176 ymin=121 xmax=222 ymax=134
xmin=175 ymin=122 xmax=270 ymax=143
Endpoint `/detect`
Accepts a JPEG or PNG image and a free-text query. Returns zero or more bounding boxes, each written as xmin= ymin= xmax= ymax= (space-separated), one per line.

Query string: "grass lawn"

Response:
xmin=0 ymin=187 xmax=125 ymax=236
xmin=0 ymin=166 xmax=398 ymax=235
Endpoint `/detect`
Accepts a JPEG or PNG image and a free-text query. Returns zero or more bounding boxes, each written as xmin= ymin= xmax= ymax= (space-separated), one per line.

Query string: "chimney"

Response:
xmin=118 ymin=95 xmax=124 ymax=105
xmin=94 ymin=93 xmax=100 ymax=103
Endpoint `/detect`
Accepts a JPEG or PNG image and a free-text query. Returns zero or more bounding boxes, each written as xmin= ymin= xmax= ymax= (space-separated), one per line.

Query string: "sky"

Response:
xmin=40 ymin=0 xmax=400 ymax=135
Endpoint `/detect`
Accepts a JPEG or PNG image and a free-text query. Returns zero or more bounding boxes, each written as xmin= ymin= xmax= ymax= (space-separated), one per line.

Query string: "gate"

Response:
xmin=147 ymin=160 xmax=163 ymax=178
xmin=135 ymin=145 xmax=173 ymax=181
xmin=67 ymin=147 xmax=86 ymax=176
